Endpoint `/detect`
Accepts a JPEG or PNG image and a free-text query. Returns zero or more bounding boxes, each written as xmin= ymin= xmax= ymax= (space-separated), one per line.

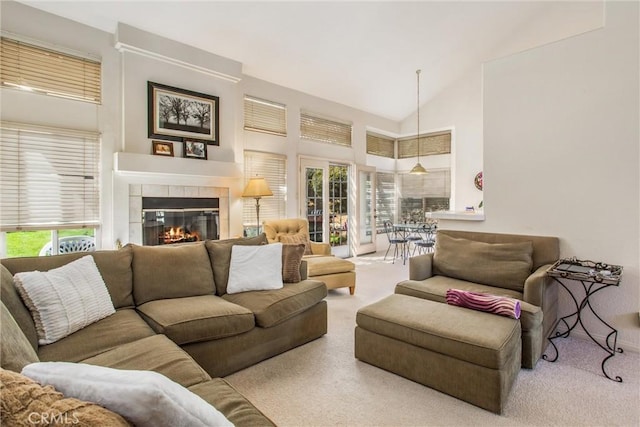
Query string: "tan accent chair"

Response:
xmin=263 ymin=219 xmax=356 ymax=295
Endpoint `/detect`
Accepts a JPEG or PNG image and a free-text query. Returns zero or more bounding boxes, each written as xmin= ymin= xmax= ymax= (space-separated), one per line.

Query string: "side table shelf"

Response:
xmin=543 ymin=258 xmax=624 ymax=382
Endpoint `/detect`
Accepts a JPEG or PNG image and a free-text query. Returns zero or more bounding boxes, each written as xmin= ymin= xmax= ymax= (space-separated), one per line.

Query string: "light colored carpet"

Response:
xmin=225 ymin=252 xmax=640 ymax=426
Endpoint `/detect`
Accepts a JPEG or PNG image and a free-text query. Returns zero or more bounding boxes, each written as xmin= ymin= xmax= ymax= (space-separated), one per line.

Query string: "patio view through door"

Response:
xmin=356 ymin=165 xmax=376 ymax=255
xmin=300 ymin=158 xmax=350 ymax=258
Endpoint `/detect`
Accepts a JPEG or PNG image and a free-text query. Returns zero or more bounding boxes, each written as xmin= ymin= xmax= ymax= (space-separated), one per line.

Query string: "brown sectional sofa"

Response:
xmin=395 ymin=229 xmax=560 ymax=369
xmin=1 ymin=234 xmax=328 ymax=425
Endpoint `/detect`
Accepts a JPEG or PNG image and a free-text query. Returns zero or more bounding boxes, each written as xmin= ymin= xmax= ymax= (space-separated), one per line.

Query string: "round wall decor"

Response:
xmin=474 ymin=171 xmax=483 ymax=191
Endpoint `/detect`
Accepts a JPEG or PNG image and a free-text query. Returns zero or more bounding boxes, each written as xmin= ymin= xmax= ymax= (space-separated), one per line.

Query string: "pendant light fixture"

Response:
xmin=410 ymin=69 xmax=428 ymax=175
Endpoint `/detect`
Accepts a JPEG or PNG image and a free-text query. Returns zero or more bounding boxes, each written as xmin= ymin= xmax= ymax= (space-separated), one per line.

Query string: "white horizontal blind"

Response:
xmin=399 ymin=169 xmax=451 ymax=198
xmin=0 ymin=122 xmax=100 ymax=231
xmin=0 ymin=37 xmax=101 ymax=104
xmin=398 ymin=131 xmax=451 ymax=158
xmin=300 ymin=112 xmax=352 ymax=146
xmin=367 ymin=133 xmax=395 ymax=158
xmin=243 ymin=151 xmax=287 ymax=225
xmin=244 ymin=95 xmax=287 ymax=136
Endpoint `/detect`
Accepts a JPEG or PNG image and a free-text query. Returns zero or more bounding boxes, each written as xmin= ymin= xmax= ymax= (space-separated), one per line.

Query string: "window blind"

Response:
xmin=244 ymin=95 xmax=287 ymax=136
xmin=300 ymin=112 xmax=352 ymax=146
xmin=398 ymin=131 xmax=451 ymax=159
xmin=0 ymin=37 xmax=101 ymax=104
xmin=399 ymin=169 xmax=451 ymax=198
xmin=0 ymin=122 xmax=100 ymax=231
xmin=243 ymin=151 xmax=287 ymax=225
xmin=367 ymin=133 xmax=395 ymax=158
xmin=375 ymin=172 xmax=396 ymax=230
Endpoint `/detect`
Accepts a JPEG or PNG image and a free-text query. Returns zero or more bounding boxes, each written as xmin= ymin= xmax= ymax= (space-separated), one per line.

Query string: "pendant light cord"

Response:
xmin=416 ymin=69 xmax=421 ymax=163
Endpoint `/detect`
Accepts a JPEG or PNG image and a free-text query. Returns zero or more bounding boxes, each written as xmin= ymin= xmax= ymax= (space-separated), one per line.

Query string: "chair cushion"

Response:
xmin=205 ymin=234 xmax=268 ymax=296
xmin=80 ymin=334 xmax=210 ymax=388
xmin=433 ymin=233 xmax=533 ymax=292
xmin=38 ymin=309 xmax=155 ymax=363
xmin=395 ymin=277 xmax=542 ymax=332
xmin=137 ymin=295 xmax=255 ymax=345
xmin=130 ymin=243 xmax=215 ymax=305
xmin=222 ymin=280 xmax=327 ymax=328
xmin=305 ymin=256 xmax=355 ymax=277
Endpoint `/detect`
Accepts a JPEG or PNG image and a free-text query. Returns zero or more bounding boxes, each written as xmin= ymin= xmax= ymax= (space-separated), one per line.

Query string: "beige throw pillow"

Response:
xmin=433 ymin=234 xmax=533 ymax=292
xmin=278 ymin=233 xmax=312 ymax=255
xmin=13 ymin=255 xmax=115 ymax=345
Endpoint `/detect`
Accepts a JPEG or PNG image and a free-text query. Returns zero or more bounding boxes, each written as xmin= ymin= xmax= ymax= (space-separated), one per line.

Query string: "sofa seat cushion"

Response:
xmin=222 ymin=280 xmax=327 ymax=328
xmin=357 ymin=294 xmax=521 ymax=370
xmin=137 ymin=295 xmax=255 ymax=345
xmin=305 ymin=256 xmax=355 ymax=277
xmin=395 ymin=277 xmax=542 ymax=333
xmin=38 ymin=309 xmax=155 ymax=363
xmin=189 ymin=378 xmax=276 ymax=427
xmin=130 ymin=243 xmax=215 ymax=305
xmin=80 ymin=334 xmax=210 ymax=388
xmin=433 ymin=233 xmax=533 ymax=292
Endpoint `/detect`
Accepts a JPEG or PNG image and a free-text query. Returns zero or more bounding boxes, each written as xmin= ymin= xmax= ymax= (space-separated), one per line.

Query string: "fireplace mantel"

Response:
xmin=114 ymin=152 xmax=242 ymax=178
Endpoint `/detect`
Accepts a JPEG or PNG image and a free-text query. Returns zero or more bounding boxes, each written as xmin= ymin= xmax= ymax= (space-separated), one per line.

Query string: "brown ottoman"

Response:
xmin=354 ymin=294 xmax=521 ymax=414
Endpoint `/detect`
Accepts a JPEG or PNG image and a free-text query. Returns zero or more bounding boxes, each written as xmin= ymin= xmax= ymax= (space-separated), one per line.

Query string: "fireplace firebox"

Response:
xmin=142 ymin=197 xmax=219 ymax=246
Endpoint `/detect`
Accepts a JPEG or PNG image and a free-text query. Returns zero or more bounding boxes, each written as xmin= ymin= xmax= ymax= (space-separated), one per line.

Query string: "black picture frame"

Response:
xmin=152 ymin=140 xmax=174 ymax=157
xmin=183 ymin=139 xmax=208 ymax=160
xmin=148 ymin=81 xmax=219 ymax=145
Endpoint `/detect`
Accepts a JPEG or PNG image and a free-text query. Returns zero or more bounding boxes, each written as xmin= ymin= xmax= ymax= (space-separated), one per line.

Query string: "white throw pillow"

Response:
xmin=13 ymin=255 xmax=115 ymax=345
xmin=226 ymin=243 xmax=283 ymax=294
xmin=22 ymin=362 xmax=233 ymax=427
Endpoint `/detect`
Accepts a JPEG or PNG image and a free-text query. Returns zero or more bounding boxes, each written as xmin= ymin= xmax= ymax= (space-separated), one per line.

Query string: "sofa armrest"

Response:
xmin=409 ymin=253 xmax=434 ymax=281
xmin=523 ymin=264 xmax=554 ymax=307
xmin=310 ymin=242 xmax=331 ymax=256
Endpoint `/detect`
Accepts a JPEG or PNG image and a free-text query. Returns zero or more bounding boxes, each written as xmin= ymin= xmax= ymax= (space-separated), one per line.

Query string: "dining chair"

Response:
xmin=383 ymin=220 xmax=408 ymax=264
xmin=413 ymin=224 xmax=437 ymax=255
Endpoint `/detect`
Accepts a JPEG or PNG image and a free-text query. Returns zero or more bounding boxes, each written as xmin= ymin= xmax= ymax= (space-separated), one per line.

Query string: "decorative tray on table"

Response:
xmin=547 ymin=257 xmax=623 ymax=285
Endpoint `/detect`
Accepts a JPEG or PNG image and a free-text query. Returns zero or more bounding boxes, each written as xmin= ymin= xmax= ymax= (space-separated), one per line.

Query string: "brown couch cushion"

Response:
xmin=80 ymin=334 xmax=210 ymax=388
xmin=1 ymin=246 xmax=135 ymax=309
xmin=205 ymin=234 xmax=268 ymax=296
xmin=130 ymin=243 xmax=215 ymax=305
xmin=222 ymin=280 xmax=327 ymax=328
xmin=137 ymin=295 xmax=255 ymax=345
xmin=1 ymin=303 xmax=39 ymax=372
xmin=0 ymin=368 xmax=131 ymax=427
xmin=282 ymin=243 xmax=306 ymax=283
xmin=38 ymin=309 xmax=155 ymax=363
xmin=433 ymin=233 xmax=533 ymax=292
xmin=189 ymin=378 xmax=276 ymax=427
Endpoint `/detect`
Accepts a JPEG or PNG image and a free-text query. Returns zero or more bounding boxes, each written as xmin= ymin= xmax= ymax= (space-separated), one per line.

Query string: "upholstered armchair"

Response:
xmin=263 ymin=219 xmax=356 ymax=295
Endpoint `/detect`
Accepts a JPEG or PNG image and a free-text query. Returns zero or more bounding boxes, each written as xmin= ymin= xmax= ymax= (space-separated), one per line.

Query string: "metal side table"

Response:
xmin=543 ymin=258 xmax=624 ymax=382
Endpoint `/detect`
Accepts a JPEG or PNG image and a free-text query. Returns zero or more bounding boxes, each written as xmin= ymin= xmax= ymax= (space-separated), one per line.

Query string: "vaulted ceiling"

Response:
xmin=19 ymin=1 xmax=604 ymax=121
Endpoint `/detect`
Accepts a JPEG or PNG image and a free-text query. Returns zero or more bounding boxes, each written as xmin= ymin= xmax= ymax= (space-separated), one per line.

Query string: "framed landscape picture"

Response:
xmin=148 ymin=81 xmax=219 ymax=145
xmin=184 ymin=140 xmax=208 ymax=160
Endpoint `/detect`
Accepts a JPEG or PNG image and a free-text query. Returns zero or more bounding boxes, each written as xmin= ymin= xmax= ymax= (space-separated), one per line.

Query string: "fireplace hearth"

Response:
xmin=142 ymin=197 xmax=219 ymax=246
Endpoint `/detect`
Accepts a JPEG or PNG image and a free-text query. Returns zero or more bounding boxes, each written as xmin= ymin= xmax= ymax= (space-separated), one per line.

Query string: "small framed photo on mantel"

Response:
xmin=152 ymin=141 xmax=174 ymax=157
xmin=184 ymin=139 xmax=208 ymax=160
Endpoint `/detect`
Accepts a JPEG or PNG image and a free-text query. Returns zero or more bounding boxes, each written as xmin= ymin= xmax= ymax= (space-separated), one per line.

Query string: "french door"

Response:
xmin=355 ymin=165 xmax=377 ymax=255
xmin=299 ymin=158 xmax=350 ymax=258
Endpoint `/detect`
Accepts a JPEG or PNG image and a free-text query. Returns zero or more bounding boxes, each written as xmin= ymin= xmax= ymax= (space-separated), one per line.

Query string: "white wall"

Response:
xmin=479 ymin=1 xmax=639 ymax=350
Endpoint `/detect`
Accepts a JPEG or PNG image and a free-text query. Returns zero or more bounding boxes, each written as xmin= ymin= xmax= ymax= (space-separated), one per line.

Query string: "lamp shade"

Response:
xmin=242 ymin=177 xmax=273 ymax=198
xmin=409 ymin=162 xmax=428 ymax=175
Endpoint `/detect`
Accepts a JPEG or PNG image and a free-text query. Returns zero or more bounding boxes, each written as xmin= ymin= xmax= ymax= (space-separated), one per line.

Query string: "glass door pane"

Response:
xmin=305 ymin=167 xmax=324 ymax=243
